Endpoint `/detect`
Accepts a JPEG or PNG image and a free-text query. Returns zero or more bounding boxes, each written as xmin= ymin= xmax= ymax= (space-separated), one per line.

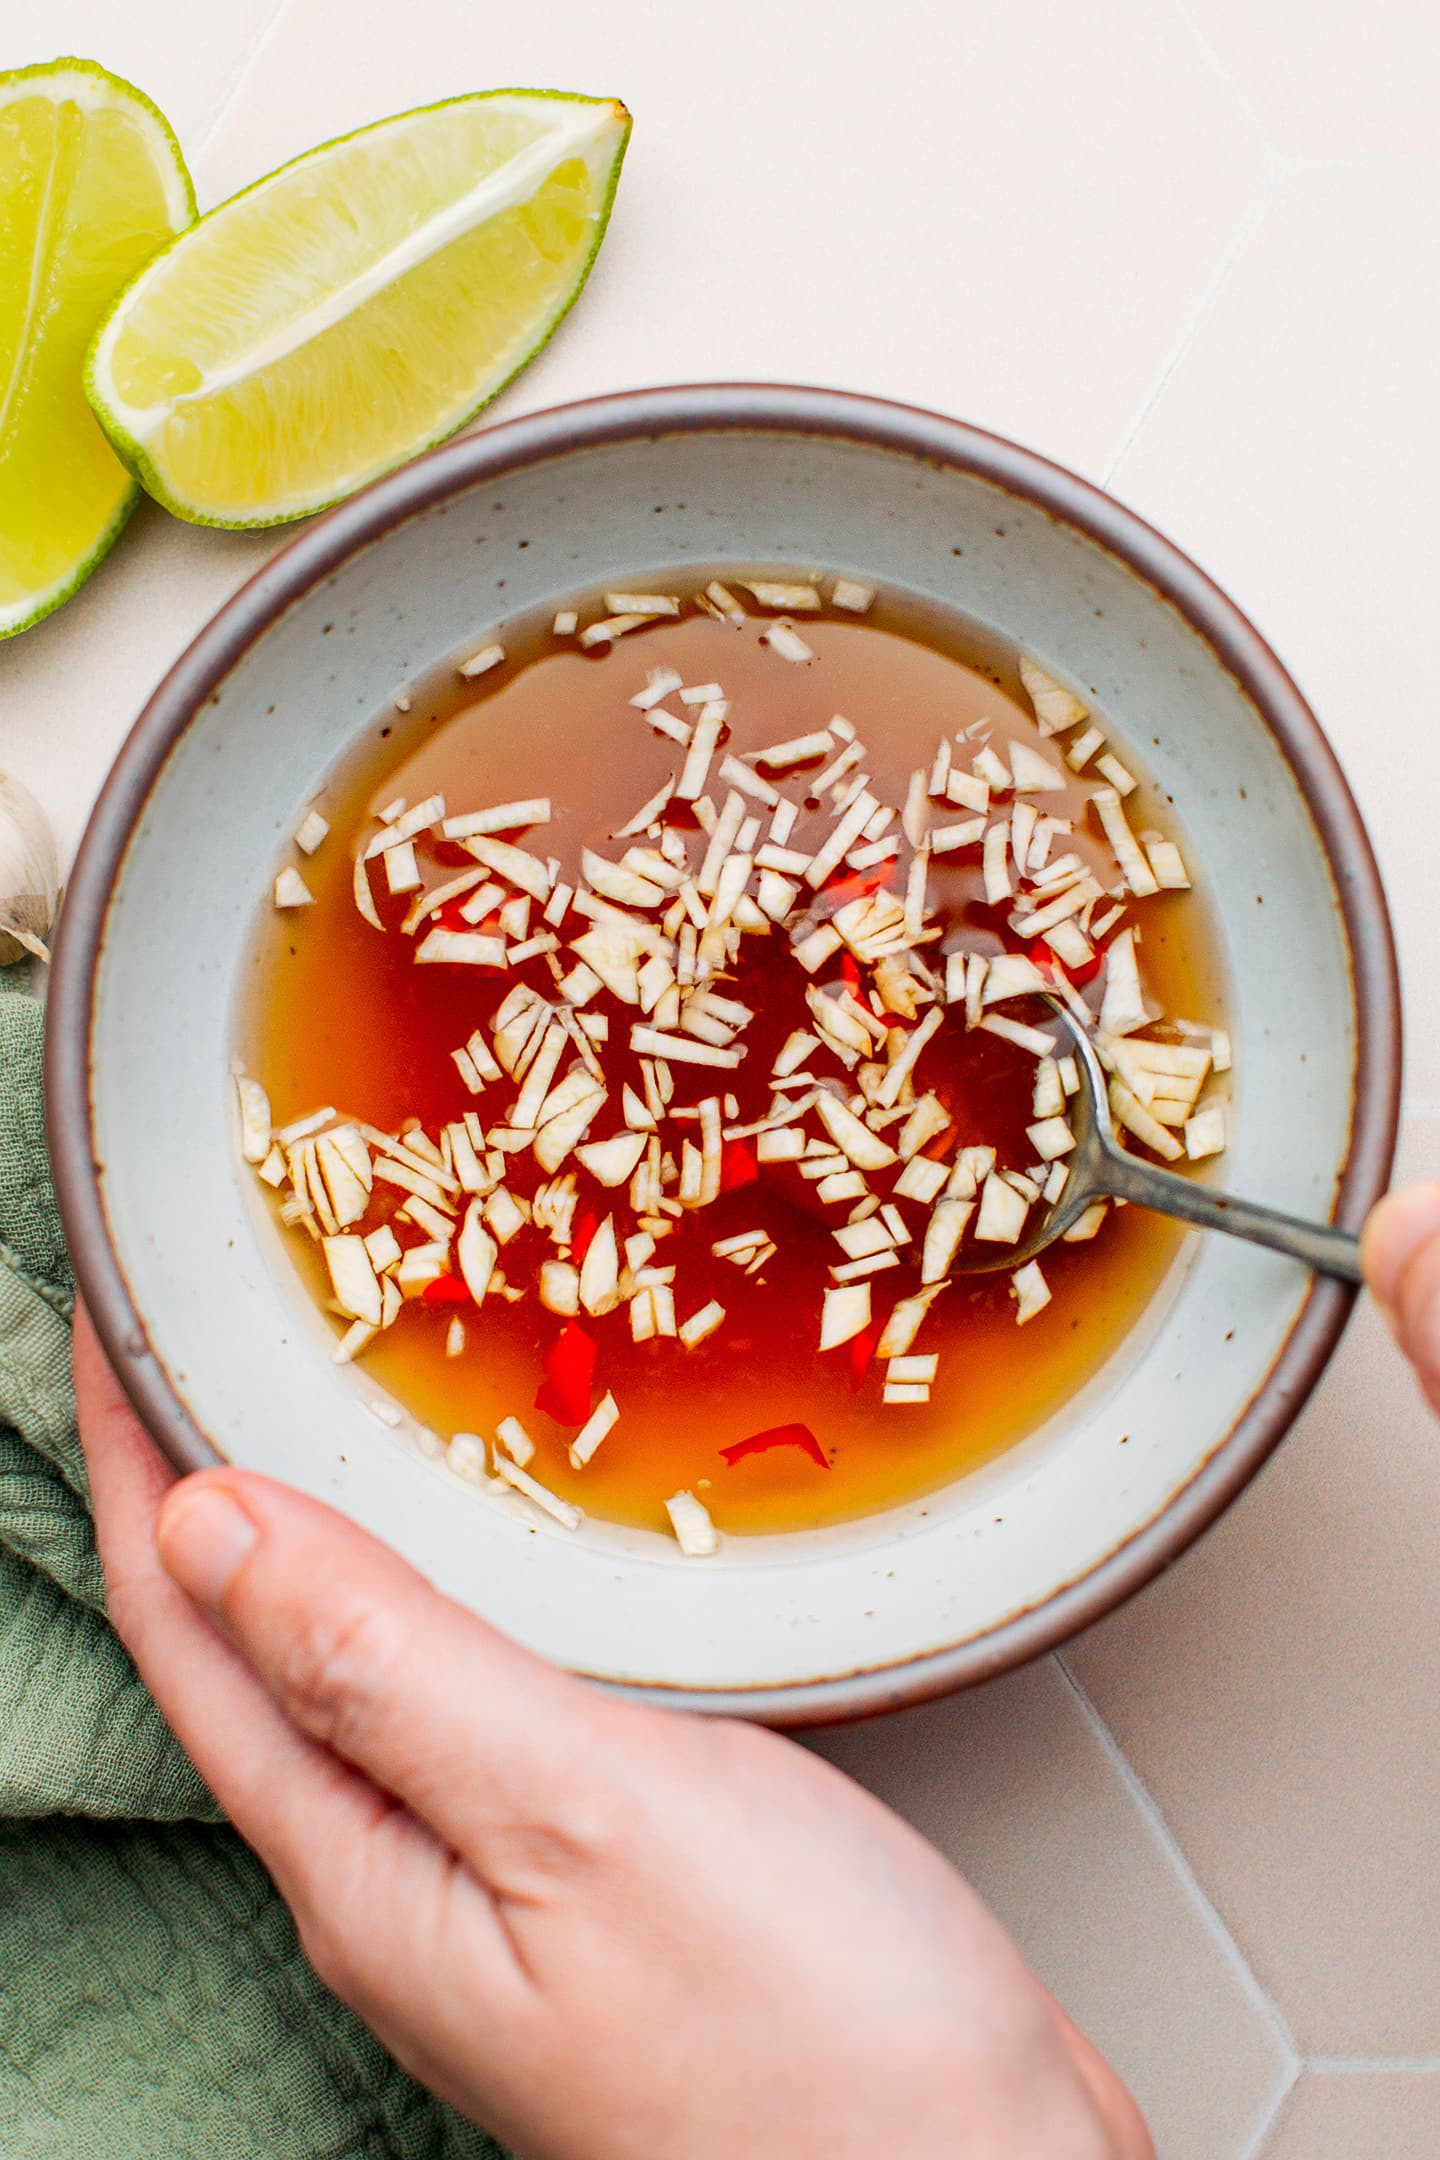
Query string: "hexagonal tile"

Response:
xmin=808 ymin=1655 xmax=1291 ymax=2158
xmin=193 ymin=0 xmax=1265 ymax=482
xmin=1069 ymin=1119 xmax=1440 ymax=2056
xmin=1182 ymin=0 xmax=1438 ymax=156
xmin=1110 ymin=166 xmax=1440 ymax=1100
xmin=1263 ymin=2069 xmax=1440 ymax=2156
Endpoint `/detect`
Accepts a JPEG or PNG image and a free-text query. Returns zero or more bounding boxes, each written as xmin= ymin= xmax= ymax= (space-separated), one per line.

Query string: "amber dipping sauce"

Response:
xmin=244 ymin=581 xmax=1226 ymax=1535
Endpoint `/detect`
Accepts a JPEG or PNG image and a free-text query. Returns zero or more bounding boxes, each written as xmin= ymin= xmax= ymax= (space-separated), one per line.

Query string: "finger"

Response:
xmin=1360 ymin=1182 xmax=1440 ymax=1317
xmin=156 ymin=1467 xmax=635 ymax=1887
xmin=1390 ymin=1228 xmax=1440 ymax=1416
xmin=74 ymin=1312 xmax=469 ymax=1959
xmin=72 ymin=1302 xmax=181 ymax=1564
xmin=1046 ymin=1998 xmax=1155 ymax=2160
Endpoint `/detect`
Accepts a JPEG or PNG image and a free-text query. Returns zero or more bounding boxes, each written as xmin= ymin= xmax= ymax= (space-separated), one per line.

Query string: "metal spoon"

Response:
xmin=956 ymin=997 xmax=1363 ymax=1284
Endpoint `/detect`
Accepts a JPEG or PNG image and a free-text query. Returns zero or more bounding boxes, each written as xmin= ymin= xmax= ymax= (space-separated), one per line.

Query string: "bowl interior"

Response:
xmin=65 ymin=398 xmax=1393 ymax=1716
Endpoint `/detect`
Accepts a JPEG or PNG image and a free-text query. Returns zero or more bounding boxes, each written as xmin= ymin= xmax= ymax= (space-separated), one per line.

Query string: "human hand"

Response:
xmin=1362 ymin=1182 xmax=1440 ymax=1413
xmin=75 ymin=1309 xmax=1151 ymax=2160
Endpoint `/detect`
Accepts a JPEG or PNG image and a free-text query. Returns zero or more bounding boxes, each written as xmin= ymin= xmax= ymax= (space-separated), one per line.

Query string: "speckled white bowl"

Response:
xmin=49 ymin=386 xmax=1400 ymax=1722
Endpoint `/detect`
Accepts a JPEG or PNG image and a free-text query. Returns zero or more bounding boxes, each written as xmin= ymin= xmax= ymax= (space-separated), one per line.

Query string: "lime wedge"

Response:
xmin=88 ymin=90 xmax=631 ymax=529
xmin=0 ymin=58 xmax=193 ymax=637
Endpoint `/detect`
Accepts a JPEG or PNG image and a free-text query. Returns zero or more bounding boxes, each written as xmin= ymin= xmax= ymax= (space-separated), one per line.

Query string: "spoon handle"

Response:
xmin=1102 ymin=1148 xmax=1364 ymax=1285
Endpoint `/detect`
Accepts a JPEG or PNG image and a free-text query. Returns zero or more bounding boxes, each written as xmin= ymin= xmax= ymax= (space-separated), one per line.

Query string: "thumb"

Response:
xmin=1360 ymin=1183 xmax=1440 ymax=1410
xmin=157 ymin=1469 xmax=626 ymax=1878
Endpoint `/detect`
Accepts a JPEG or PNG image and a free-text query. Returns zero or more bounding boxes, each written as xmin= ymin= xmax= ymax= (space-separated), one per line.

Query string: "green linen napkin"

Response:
xmin=0 ymin=976 xmax=503 ymax=2160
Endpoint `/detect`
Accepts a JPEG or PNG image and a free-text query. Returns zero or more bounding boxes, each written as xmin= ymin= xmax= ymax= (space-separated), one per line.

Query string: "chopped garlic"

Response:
xmin=235 ymin=1075 xmax=272 ymax=1165
xmin=1109 ymin=1080 xmax=1185 ymax=1162
xmin=743 ymin=580 xmax=822 ymax=612
xmin=495 ymin=1415 xmax=535 ymax=1468
xmin=980 ymin=1012 xmax=1055 ymax=1058
xmin=982 ymin=822 xmax=1011 ymax=905
xmin=1092 ymin=787 xmax=1159 ymax=898
xmin=1009 ymin=741 xmax=1066 ymax=794
xmin=666 ymin=1489 xmax=718 ymax=1556
xmin=922 ymin=1197 xmax=972 ymax=1282
xmin=1066 ymin=725 xmax=1105 ymax=771
xmin=894 ymin=1155 xmax=948 ymax=1206
xmin=975 ymin=1174 xmax=1029 ymax=1245
xmin=1098 ymin=927 xmax=1148 ymax=1037
xmin=1146 ymin=839 xmax=1191 ymax=890
xmin=570 ymin=1391 xmax=620 ymax=1469
xmin=458 ymin=642 xmax=504 ymax=678
xmin=295 ymin=810 xmax=329 ymax=855
xmin=1095 ymin=752 xmax=1136 ymax=796
xmin=876 ymin=1286 xmax=944 ymax=1357
xmin=888 ymin=1353 xmax=939 ymax=1385
xmin=323 ymin=1235 xmax=382 ymax=1325
xmin=679 ymin=1299 xmax=725 ymax=1348
xmin=762 ymin=621 xmax=815 ymax=664
xmin=274 ymin=867 xmax=314 ymax=909
xmin=1027 ymin=1115 xmax=1076 ymax=1162
xmin=815 ymin=1092 xmax=898 ymax=1171
xmin=442 ymin=798 xmax=550 ymax=841
xmin=830 ymin=578 xmax=875 ymax=613
xmin=1019 ymin=655 xmax=1088 ymax=736
xmin=820 ymin=1281 xmax=872 ymax=1349
xmin=1012 ymin=1261 xmax=1052 ymax=1325
xmin=495 ymin=1456 xmax=583 ymax=1530
xmin=1185 ymin=1102 xmax=1227 ymax=1160
xmin=982 ymin=952 xmax=1049 ymax=1006
xmin=457 ymin=1203 xmax=497 ymax=1305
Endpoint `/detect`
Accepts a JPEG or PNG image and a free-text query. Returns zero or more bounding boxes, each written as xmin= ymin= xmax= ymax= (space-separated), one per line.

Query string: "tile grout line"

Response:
xmin=1102 ymin=158 xmax=1288 ymax=489
xmin=1055 ymin=1655 xmax=1302 ymax=2138
xmin=187 ymin=0 xmax=295 ymax=172
xmin=1232 ymin=2066 xmax=1300 ymax=2160
xmin=1165 ymin=0 xmax=1279 ymax=155
xmin=1308 ymin=2057 xmax=1440 ymax=2074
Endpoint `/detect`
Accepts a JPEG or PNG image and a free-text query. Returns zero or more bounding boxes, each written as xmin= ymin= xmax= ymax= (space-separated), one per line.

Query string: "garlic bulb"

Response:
xmin=0 ymin=771 xmax=60 ymax=966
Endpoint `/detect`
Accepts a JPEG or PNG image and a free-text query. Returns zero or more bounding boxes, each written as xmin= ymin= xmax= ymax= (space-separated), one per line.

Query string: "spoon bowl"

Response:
xmin=952 ymin=995 xmax=1365 ymax=1284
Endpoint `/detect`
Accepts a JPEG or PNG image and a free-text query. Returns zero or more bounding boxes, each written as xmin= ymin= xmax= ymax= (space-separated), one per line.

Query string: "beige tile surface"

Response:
xmin=809 ymin=1657 xmax=1291 ymax=2160
xmin=0 ymin=504 xmax=281 ymax=867
xmin=1263 ymin=2069 xmax=1440 ymax=2157
xmin=6 ymin=1 xmax=285 ymax=143
xmin=192 ymin=0 xmax=1264 ymax=482
xmin=1109 ymin=166 xmax=1440 ymax=1101
xmin=1181 ymin=0 xmax=1440 ymax=155
xmin=1069 ymin=1119 xmax=1440 ymax=2057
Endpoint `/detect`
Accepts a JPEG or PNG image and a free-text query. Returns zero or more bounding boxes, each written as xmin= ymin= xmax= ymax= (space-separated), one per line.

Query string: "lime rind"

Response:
xmin=0 ymin=483 xmax=139 ymax=640
xmin=85 ymin=88 xmax=632 ymax=532
xmin=0 ymin=55 xmax=193 ymax=638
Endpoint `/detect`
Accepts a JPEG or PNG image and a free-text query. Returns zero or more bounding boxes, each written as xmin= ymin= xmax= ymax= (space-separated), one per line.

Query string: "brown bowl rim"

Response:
xmin=46 ymin=382 xmax=1403 ymax=1725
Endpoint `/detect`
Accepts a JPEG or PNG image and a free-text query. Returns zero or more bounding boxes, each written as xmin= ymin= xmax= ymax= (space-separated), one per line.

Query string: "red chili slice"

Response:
xmin=839 ymin=950 xmax=862 ymax=995
xmin=535 ymin=1321 xmax=597 ymax=1428
xmin=720 ymin=1138 xmax=758 ymax=1193
xmin=1029 ymin=936 xmax=1102 ymax=990
xmin=720 ymin=1423 xmax=829 ymax=1470
xmin=433 ymin=898 xmax=502 ymax=937
xmin=821 ymin=862 xmax=894 ymax=911
xmin=846 ymin=1321 xmax=879 ymax=1391
xmin=421 ymin=1274 xmax=470 ymax=1306
xmin=571 ymin=1211 xmax=599 ymax=1267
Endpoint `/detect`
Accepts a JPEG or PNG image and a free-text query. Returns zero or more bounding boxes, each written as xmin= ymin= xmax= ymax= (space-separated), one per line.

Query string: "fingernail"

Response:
xmin=157 ymin=1484 xmax=258 ymax=1612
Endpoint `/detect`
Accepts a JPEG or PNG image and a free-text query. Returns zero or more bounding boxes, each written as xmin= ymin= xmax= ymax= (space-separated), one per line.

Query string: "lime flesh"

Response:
xmin=0 ymin=58 xmax=192 ymax=636
xmin=88 ymin=90 xmax=631 ymax=528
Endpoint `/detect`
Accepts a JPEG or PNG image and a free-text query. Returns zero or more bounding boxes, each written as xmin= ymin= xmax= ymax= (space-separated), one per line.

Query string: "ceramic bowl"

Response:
xmin=48 ymin=385 xmax=1401 ymax=1723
